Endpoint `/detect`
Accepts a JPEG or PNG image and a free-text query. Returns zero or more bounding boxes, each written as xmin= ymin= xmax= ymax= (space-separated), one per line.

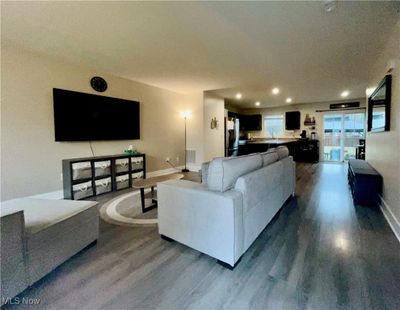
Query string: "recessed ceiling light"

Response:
xmin=272 ymin=88 xmax=280 ymax=95
xmin=286 ymin=97 xmax=292 ymax=103
xmin=235 ymin=93 xmax=242 ymax=99
xmin=341 ymin=90 xmax=349 ymax=98
xmin=255 ymin=101 xmax=260 ymax=106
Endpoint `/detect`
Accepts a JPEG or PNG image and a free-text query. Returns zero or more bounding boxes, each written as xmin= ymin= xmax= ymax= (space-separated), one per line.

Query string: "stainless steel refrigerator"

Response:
xmin=225 ymin=117 xmax=240 ymax=157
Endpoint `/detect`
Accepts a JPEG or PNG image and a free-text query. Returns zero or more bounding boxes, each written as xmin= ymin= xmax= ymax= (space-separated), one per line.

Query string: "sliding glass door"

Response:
xmin=323 ymin=112 xmax=365 ymax=162
xmin=323 ymin=114 xmax=343 ymax=161
xmin=343 ymin=113 xmax=365 ymax=160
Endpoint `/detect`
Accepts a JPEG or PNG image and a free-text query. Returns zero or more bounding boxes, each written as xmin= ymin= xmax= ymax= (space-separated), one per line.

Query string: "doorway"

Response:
xmin=323 ymin=112 xmax=365 ymax=161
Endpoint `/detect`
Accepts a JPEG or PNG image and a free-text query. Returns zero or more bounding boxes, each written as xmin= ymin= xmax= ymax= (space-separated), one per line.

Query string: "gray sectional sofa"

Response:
xmin=0 ymin=198 xmax=99 ymax=303
xmin=158 ymin=146 xmax=295 ymax=268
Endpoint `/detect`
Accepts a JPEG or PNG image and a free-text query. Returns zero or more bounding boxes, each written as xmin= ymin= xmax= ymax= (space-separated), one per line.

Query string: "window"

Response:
xmin=264 ymin=115 xmax=284 ymax=137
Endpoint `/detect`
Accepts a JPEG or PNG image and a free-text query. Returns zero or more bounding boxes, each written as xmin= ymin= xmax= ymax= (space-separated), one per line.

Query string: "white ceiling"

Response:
xmin=2 ymin=1 xmax=399 ymax=108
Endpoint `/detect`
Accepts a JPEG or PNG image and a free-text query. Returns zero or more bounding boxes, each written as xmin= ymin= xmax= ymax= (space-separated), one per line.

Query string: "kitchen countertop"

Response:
xmin=239 ymin=138 xmax=298 ymax=145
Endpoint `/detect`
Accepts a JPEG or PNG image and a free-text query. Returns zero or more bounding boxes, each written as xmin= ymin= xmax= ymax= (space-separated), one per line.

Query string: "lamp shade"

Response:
xmin=180 ymin=111 xmax=192 ymax=118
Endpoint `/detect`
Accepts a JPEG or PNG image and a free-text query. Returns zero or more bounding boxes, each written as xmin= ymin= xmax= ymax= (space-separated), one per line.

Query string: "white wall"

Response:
xmin=366 ymin=20 xmax=400 ymax=239
xmin=203 ymin=92 xmax=225 ymax=162
xmin=1 ymin=48 xmax=204 ymax=200
xmin=185 ymin=92 xmax=204 ymax=166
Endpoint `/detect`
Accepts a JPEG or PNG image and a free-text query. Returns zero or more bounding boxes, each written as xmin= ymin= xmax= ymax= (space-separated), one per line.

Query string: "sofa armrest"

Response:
xmin=0 ymin=211 xmax=28 ymax=302
xmin=158 ymin=179 xmax=243 ymax=266
xmin=201 ymin=161 xmax=210 ymax=184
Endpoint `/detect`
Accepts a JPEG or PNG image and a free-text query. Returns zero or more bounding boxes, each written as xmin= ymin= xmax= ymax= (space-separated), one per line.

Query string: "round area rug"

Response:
xmin=99 ymin=189 xmax=158 ymax=227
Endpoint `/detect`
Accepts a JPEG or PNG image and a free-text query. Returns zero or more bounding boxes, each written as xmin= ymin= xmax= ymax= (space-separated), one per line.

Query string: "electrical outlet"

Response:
xmin=165 ymin=157 xmax=170 ymax=162
xmin=176 ymin=156 xmax=179 ymax=162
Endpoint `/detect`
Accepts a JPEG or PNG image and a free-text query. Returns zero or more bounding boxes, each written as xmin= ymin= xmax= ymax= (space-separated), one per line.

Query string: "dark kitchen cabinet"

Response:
xmin=294 ymin=140 xmax=319 ymax=163
xmin=240 ymin=114 xmax=262 ymax=131
xmin=227 ymin=112 xmax=262 ymax=131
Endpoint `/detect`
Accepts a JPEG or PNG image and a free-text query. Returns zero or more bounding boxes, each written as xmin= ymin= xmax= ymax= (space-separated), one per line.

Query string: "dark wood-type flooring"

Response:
xmin=4 ymin=163 xmax=400 ymax=309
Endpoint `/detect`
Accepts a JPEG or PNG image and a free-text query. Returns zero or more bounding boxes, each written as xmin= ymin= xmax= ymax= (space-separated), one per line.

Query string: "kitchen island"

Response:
xmin=238 ymin=138 xmax=298 ymax=155
xmin=238 ymin=138 xmax=319 ymax=162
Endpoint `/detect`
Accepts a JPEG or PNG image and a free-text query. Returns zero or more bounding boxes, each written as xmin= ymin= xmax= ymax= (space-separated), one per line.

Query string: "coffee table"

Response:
xmin=132 ymin=173 xmax=184 ymax=213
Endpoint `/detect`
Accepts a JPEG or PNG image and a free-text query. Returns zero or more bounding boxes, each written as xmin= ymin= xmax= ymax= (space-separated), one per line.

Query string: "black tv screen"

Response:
xmin=53 ymin=88 xmax=140 ymax=141
xmin=285 ymin=111 xmax=300 ymax=130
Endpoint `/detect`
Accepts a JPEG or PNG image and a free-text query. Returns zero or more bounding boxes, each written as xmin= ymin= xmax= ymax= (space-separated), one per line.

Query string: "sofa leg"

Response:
xmin=217 ymin=256 xmax=242 ymax=270
xmin=160 ymin=234 xmax=174 ymax=242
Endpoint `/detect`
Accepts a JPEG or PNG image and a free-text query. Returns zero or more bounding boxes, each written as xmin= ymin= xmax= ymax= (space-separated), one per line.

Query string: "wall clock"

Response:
xmin=90 ymin=76 xmax=108 ymax=92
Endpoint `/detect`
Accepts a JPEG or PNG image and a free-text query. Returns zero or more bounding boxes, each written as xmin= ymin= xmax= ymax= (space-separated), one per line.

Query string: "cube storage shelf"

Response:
xmin=62 ymin=153 xmax=146 ymax=200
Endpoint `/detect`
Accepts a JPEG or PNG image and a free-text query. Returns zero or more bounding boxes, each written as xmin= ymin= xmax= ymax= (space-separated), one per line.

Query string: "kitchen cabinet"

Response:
xmin=227 ymin=112 xmax=262 ymax=131
xmin=240 ymin=114 xmax=262 ymax=131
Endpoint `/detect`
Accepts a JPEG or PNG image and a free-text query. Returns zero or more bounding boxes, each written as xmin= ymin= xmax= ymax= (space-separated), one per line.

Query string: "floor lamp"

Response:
xmin=181 ymin=111 xmax=192 ymax=172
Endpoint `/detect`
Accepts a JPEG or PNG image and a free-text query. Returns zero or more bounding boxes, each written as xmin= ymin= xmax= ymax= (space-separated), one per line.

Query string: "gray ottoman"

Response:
xmin=1 ymin=198 xmax=99 ymax=302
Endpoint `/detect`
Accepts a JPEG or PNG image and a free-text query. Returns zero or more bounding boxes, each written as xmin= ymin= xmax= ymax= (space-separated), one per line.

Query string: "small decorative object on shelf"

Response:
xmin=311 ymin=132 xmax=317 ymax=140
xmin=356 ymin=139 xmax=366 ymax=160
xmin=304 ymin=114 xmax=316 ymax=126
xmin=124 ymin=145 xmax=138 ymax=155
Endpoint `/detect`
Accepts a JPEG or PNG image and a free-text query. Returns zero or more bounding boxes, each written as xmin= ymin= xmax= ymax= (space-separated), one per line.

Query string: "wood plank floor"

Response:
xmin=4 ymin=163 xmax=400 ymax=309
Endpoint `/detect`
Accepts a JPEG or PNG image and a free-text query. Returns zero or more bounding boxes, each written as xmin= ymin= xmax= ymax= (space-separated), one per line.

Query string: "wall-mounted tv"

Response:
xmin=285 ymin=111 xmax=300 ymax=130
xmin=53 ymin=88 xmax=140 ymax=141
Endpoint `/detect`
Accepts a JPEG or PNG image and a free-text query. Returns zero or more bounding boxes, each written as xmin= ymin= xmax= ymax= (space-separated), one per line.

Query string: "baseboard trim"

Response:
xmin=379 ymin=195 xmax=400 ymax=243
xmin=147 ymin=164 xmax=200 ymax=177
xmin=147 ymin=166 xmax=184 ymax=177
xmin=187 ymin=164 xmax=201 ymax=172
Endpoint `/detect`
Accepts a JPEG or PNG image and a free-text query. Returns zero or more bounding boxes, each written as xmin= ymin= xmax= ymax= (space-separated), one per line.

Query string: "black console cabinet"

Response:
xmin=62 ymin=153 xmax=146 ymax=200
xmin=348 ymin=159 xmax=382 ymax=206
xmin=237 ymin=139 xmax=319 ymax=162
xmin=294 ymin=140 xmax=319 ymax=163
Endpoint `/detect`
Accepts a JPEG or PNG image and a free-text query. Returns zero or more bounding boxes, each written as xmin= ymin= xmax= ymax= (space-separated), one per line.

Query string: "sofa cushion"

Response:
xmin=261 ymin=150 xmax=279 ymax=167
xmin=276 ymin=146 xmax=289 ymax=159
xmin=207 ymin=154 xmax=263 ymax=192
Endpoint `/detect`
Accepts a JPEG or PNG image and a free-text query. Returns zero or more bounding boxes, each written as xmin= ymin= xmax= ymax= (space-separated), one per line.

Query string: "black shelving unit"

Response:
xmin=62 ymin=153 xmax=146 ymax=200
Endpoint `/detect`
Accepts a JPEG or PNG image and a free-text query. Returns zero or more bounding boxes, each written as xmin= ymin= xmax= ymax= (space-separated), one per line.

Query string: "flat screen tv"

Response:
xmin=53 ymin=88 xmax=140 ymax=141
xmin=285 ymin=111 xmax=300 ymax=130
